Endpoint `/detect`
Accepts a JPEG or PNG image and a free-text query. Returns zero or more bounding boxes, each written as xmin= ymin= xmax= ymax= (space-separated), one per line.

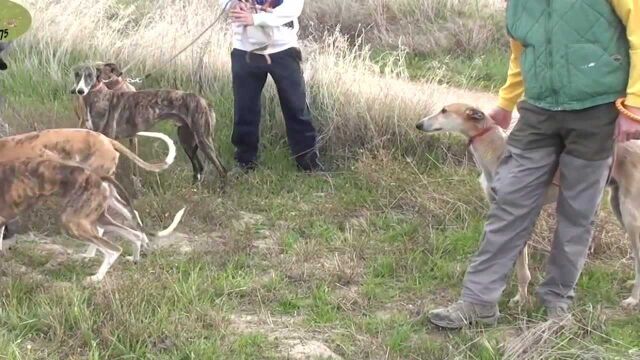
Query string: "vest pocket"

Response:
xmin=566 ymin=44 xmax=628 ymax=101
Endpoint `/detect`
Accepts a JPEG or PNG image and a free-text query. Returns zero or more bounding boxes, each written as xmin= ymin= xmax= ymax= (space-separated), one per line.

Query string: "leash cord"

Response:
xmin=120 ymin=0 xmax=234 ymax=80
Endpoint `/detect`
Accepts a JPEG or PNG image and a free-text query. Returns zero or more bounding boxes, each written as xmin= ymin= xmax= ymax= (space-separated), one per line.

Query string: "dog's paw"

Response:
xmin=124 ymin=256 xmax=139 ymax=263
xmin=72 ymin=253 xmax=95 ymax=262
xmin=508 ymin=294 xmax=527 ymax=308
xmin=621 ymin=297 xmax=639 ymax=309
xmin=83 ymin=275 xmax=102 ymax=285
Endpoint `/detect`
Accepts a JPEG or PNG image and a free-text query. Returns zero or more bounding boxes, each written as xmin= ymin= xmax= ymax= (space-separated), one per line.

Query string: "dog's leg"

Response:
xmin=196 ymin=135 xmax=226 ymax=179
xmin=128 ymin=137 xmax=142 ymax=186
xmin=99 ymin=214 xmax=147 ymax=262
xmin=509 ymin=245 xmax=532 ymax=308
xmin=89 ymin=241 xmax=121 ymax=283
xmin=65 ymin=218 xmax=122 ymax=283
xmin=178 ymin=126 xmax=204 ymax=183
xmin=101 ymin=225 xmax=143 ymax=262
xmin=0 ymin=224 xmax=4 ymax=253
xmin=75 ymin=227 xmax=102 ymax=260
xmin=622 ymin=229 xmax=640 ymax=309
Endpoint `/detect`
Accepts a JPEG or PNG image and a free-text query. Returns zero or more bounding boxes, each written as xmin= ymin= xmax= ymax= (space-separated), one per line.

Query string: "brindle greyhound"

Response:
xmin=416 ymin=103 xmax=640 ymax=309
xmin=74 ymin=63 xmax=141 ymax=177
xmin=71 ymin=63 xmax=227 ymax=183
xmin=0 ymin=128 xmax=176 ymax=243
xmin=0 ymin=157 xmax=185 ymax=283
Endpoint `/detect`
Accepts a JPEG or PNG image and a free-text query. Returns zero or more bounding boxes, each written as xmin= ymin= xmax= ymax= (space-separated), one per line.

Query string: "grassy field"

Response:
xmin=0 ymin=0 xmax=639 ymax=359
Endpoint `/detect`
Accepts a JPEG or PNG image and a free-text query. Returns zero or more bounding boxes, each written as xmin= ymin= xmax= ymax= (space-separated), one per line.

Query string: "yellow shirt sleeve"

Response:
xmin=497 ymin=39 xmax=524 ymax=111
xmin=611 ymin=0 xmax=640 ymax=107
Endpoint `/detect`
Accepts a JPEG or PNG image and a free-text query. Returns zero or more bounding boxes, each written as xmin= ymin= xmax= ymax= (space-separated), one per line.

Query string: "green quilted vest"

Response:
xmin=506 ymin=0 xmax=630 ymax=111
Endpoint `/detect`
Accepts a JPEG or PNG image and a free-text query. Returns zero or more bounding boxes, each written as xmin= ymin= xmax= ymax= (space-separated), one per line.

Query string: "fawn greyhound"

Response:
xmin=416 ymin=103 xmax=640 ymax=309
xmin=71 ymin=63 xmax=227 ymax=183
xmin=0 ymin=157 xmax=185 ymax=282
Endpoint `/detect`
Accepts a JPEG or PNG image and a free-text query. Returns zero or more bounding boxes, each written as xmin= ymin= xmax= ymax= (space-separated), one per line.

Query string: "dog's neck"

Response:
xmin=467 ymin=124 xmax=506 ymax=182
xmin=90 ymin=81 xmax=107 ymax=93
xmin=104 ymin=77 xmax=127 ymax=91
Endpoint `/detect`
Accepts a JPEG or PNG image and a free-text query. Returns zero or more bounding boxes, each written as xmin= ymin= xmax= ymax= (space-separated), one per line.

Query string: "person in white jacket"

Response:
xmin=220 ymin=0 xmax=322 ymax=172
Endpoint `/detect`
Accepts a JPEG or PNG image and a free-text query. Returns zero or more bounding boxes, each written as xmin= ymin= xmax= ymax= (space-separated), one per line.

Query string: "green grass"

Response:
xmin=372 ymin=49 xmax=510 ymax=92
xmin=0 ymin=1 xmax=638 ymax=358
xmin=0 ymin=142 xmax=637 ymax=358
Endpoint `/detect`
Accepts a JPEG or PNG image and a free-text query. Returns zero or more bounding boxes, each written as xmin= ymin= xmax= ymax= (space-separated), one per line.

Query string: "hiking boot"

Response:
xmin=296 ymin=151 xmax=324 ymax=173
xmin=545 ymin=303 xmax=572 ymax=322
xmin=229 ymin=162 xmax=257 ymax=177
xmin=429 ymin=300 xmax=499 ymax=329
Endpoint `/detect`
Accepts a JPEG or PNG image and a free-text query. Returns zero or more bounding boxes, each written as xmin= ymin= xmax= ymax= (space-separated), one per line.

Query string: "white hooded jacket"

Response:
xmin=219 ymin=0 xmax=303 ymax=54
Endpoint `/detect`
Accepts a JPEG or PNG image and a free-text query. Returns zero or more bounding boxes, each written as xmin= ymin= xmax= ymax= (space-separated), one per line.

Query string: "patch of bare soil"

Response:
xmin=229 ymin=313 xmax=342 ymax=360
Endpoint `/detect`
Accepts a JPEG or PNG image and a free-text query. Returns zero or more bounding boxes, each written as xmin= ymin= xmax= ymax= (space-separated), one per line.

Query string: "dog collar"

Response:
xmin=467 ymin=126 xmax=496 ymax=148
xmin=108 ymin=78 xmax=126 ymax=91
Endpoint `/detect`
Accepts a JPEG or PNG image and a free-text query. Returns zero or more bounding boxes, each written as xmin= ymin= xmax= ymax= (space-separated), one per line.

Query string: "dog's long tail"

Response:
xmin=101 ymin=175 xmax=186 ymax=238
xmin=109 ymin=131 xmax=177 ymax=172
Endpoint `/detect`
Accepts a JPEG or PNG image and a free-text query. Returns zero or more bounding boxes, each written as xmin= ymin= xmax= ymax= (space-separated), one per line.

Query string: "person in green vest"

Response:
xmin=429 ymin=0 xmax=640 ymax=329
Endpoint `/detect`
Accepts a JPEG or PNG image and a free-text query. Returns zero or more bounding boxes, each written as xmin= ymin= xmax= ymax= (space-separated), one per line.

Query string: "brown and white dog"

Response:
xmin=0 ymin=128 xmax=176 ymax=242
xmin=74 ymin=63 xmax=138 ymax=153
xmin=416 ymin=103 xmax=640 ymax=309
xmin=0 ymin=128 xmax=175 ymax=179
xmin=71 ymin=63 xmax=227 ymax=183
xmin=0 ymin=157 xmax=185 ymax=282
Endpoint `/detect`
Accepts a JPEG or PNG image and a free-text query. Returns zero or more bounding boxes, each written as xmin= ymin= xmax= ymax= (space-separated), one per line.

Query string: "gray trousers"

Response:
xmin=461 ymin=101 xmax=617 ymax=306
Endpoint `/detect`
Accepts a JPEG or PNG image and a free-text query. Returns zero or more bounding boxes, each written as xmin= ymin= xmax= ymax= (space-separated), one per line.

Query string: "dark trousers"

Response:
xmin=231 ymin=47 xmax=318 ymax=169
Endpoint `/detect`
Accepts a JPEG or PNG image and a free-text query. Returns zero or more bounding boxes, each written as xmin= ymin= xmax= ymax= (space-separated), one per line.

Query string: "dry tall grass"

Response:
xmin=302 ymin=0 xmax=507 ymax=55
xmin=6 ymin=0 xmax=502 ymax=158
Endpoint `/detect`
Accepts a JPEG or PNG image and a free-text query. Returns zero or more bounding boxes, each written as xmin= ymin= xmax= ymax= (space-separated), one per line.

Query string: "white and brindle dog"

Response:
xmin=416 ymin=103 xmax=640 ymax=309
xmin=0 ymin=157 xmax=185 ymax=283
xmin=71 ymin=63 xmax=227 ymax=183
xmin=0 ymin=128 xmax=176 ymax=243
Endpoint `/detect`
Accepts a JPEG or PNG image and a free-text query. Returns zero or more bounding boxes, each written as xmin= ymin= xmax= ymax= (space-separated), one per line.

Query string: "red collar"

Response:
xmin=106 ymin=77 xmax=126 ymax=91
xmin=467 ymin=126 xmax=495 ymax=148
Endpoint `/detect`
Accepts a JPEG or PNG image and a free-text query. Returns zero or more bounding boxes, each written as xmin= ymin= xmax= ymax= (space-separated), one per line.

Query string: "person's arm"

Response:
xmin=611 ymin=0 xmax=640 ymax=107
xmin=252 ymin=0 xmax=304 ymax=27
xmin=497 ymin=39 xmax=525 ymax=112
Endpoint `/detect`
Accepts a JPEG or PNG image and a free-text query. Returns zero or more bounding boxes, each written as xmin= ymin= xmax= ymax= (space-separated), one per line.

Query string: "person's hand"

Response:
xmin=230 ymin=7 xmax=254 ymax=25
xmin=615 ymin=104 xmax=640 ymax=142
xmin=233 ymin=1 xmax=249 ymax=11
xmin=487 ymin=106 xmax=513 ymax=130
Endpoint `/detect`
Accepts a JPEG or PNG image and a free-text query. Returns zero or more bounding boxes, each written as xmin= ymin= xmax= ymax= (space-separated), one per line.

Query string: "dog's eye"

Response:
xmin=441 ymin=108 xmax=448 ymax=114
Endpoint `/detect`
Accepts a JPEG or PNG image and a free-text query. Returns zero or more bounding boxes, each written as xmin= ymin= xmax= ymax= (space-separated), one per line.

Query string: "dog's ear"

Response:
xmin=110 ymin=63 xmax=123 ymax=77
xmin=95 ymin=67 xmax=102 ymax=80
xmin=465 ymin=107 xmax=486 ymax=121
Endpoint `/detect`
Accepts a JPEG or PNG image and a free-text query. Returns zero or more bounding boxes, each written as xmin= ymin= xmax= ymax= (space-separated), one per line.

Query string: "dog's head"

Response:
xmin=99 ymin=63 xmax=124 ymax=85
xmin=70 ymin=63 xmax=102 ymax=96
xmin=415 ymin=103 xmax=489 ymax=138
